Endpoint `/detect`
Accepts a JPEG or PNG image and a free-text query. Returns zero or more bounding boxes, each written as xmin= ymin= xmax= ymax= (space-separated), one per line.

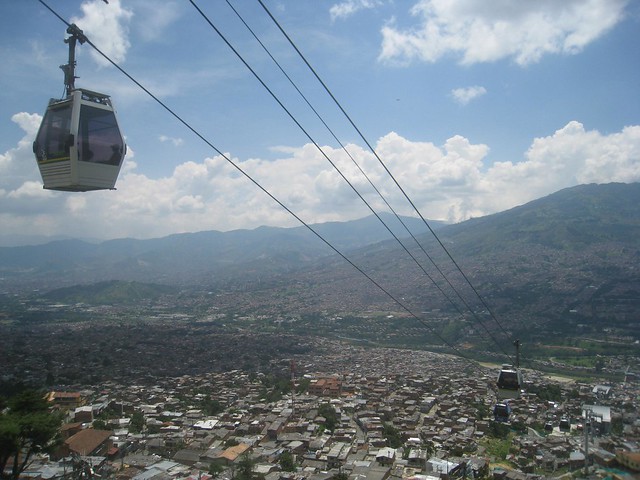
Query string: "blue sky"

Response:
xmin=1 ymin=0 xmax=639 ymax=245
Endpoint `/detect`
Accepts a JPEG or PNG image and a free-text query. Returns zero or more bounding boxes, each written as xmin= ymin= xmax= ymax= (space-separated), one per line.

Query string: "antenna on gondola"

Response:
xmin=33 ymin=23 xmax=126 ymax=192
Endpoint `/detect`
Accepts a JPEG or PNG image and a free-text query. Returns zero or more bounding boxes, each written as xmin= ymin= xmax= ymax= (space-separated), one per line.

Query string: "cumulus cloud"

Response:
xmin=71 ymin=0 xmax=133 ymax=67
xmin=451 ymin=86 xmax=487 ymax=105
xmin=482 ymin=122 xmax=640 ymax=214
xmin=0 ymin=113 xmax=43 ymax=186
xmin=1 ymin=110 xmax=639 ymax=241
xmin=330 ymin=0 xmax=383 ymax=21
xmin=379 ymin=0 xmax=628 ymax=66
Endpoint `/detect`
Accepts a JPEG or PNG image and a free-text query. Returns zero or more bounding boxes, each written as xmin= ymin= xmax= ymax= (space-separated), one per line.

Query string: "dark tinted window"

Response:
xmin=78 ymin=105 xmax=125 ymax=166
xmin=498 ymin=371 xmax=520 ymax=388
xmin=35 ymin=103 xmax=72 ymax=162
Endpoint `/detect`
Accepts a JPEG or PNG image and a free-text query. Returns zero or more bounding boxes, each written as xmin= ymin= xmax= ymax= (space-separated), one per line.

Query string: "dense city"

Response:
xmin=3 ymin=332 xmax=639 ymax=480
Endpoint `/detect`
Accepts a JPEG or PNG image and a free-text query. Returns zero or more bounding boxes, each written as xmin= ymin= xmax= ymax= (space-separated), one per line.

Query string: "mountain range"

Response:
xmin=0 ymin=213 xmax=437 ymax=292
xmin=1 ymin=182 xmax=639 ymax=347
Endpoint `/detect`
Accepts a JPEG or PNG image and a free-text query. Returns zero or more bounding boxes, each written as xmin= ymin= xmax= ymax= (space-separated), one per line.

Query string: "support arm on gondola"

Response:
xmin=513 ymin=339 xmax=521 ymax=369
xmin=61 ymin=24 xmax=87 ymax=97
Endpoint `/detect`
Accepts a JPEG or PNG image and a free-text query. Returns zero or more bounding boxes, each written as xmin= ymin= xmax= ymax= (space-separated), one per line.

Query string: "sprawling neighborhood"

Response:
xmin=14 ymin=338 xmax=640 ymax=480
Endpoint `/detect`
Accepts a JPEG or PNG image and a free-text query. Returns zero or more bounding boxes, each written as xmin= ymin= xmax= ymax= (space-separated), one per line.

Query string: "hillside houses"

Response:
xmin=17 ymin=343 xmax=640 ymax=480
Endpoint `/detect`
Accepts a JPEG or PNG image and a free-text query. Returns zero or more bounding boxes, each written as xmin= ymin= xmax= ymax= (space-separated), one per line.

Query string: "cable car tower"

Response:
xmin=33 ymin=24 xmax=126 ymax=191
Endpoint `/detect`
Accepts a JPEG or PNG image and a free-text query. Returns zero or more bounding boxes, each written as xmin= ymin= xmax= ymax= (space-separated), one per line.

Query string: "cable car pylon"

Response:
xmin=33 ymin=23 xmax=126 ymax=192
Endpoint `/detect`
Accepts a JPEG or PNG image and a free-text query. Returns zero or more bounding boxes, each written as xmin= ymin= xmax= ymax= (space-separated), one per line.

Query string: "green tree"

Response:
xmin=317 ymin=403 xmax=338 ymax=432
xmin=423 ymin=439 xmax=435 ymax=460
xmin=474 ymin=401 xmax=490 ymax=420
xmin=92 ymin=419 xmax=107 ymax=430
xmin=526 ymin=384 xmax=562 ymax=402
xmin=260 ymin=375 xmax=291 ymax=404
xmin=278 ymin=451 xmax=295 ymax=472
xmin=235 ymin=453 xmax=254 ymax=480
xmin=382 ymin=423 xmax=402 ymax=448
xmin=208 ymin=462 xmax=224 ymax=477
xmin=201 ymin=396 xmax=223 ymax=416
xmin=296 ymin=378 xmax=310 ymax=394
xmin=0 ymin=390 xmax=61 ymax=480
xmin=129 ymin=411 xmax=145 ymax=434
xmin=611 ymin=416 xmax=624 ymax=436
xmin=488 ymin=421 xmax=510 ymax=439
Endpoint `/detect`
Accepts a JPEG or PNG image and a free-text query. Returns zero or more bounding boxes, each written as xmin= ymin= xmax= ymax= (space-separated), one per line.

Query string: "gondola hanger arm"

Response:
xmin=61 ymin=24 xmax=87 ymax=96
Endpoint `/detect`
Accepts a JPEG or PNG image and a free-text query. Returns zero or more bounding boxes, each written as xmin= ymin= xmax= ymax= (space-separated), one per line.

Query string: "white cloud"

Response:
xmin=159 ymin=135 xmax=184 ymax=147
xmin=1 ymin=110 xmax=639 ymax=240
xmin=0 ymin=113 xmax=43 ymax=185
xmin=451 ymin=86 xmax=486 ymax=105
xmin=484 ymin=122 xmax=640 ymax=213
xmin=71 ymin=0 xmax=133 ymax=67
xmin=133 ymin=1 xmax=182 ymax=42
xmin=524 ymin=121 xmax=640 ymax=185
xmin=330 ymin=0 xmax=383 ymax=21
xmin=11 ymin=112 xmax=41 ymax=138
xmin=7 ymin=181 xmax=53 ymax=200
xmin=379 ymin=0 xmax=628 ymax=66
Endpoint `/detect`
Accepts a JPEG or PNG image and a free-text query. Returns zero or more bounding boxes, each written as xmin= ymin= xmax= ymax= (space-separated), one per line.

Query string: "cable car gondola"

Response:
xmin=496 ymin=339 xmax=524 ymax=399
xmin=33 ymin=24 xmax=125 ymax=192
xmin=493 ymin=400 xmax=512 ymax=422
xmin=496 ymin=364 xmax=524 ymax=399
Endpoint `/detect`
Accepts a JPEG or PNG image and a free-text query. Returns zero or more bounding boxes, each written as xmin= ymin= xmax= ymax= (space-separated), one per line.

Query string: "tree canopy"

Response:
xmin=382 ymin=422 xmax=402 ymax=448
xmin=129 ymin=411 xmax=145 ymax=434
xmin=317 ymin=403 xmax=338 ymax=432
xmin=278 ymin=450 xmax=296 ymax=472
xmin=0 ymin=391 xmax=61 ymax=480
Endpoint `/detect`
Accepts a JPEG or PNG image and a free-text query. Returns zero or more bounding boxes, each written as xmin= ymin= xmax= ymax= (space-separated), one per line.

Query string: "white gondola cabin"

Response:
xmin=33 ymin=88 xmax=126 ymax=192
xmin=32 ymin=23 xmax=126 ymax=192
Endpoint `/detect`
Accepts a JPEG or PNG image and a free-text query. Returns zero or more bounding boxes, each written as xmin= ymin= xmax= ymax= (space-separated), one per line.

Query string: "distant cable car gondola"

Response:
xmin=496 ymin=339 xmax=524 ymax=399
xmin=559 ymin=416 xmax=571 ymax=432
xmin=493 ymin=400 xmax=512 ymax=422
xmin=33 ymin=24 xmax=125 ymax=192
xmin=496 ymin=364 xmax=524 ymax=399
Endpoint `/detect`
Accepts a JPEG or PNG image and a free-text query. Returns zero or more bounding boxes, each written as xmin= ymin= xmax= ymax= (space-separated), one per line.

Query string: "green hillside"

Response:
xmin=42 ymin=280 xmax=177 ymax=305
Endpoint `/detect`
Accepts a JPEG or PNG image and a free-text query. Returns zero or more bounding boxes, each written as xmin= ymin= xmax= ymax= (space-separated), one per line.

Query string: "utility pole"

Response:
xmin=583 ymin=408 xmax=590 ymax=476
xmin=290 ymin=360 xmax=296 ymax=419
